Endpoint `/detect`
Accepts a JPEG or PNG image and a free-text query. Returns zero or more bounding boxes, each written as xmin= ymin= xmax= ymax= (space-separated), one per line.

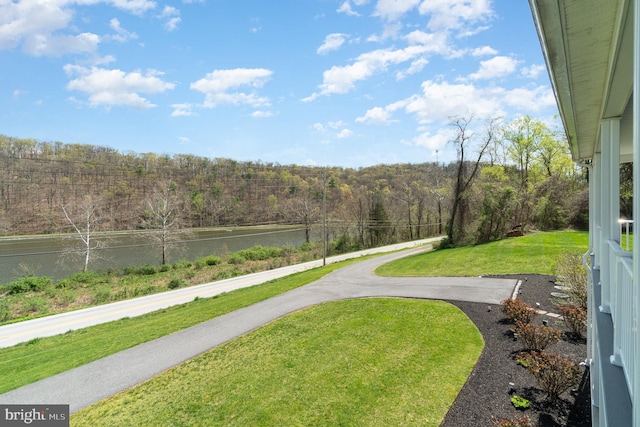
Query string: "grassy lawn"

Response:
xmin=71 ymin=298 xmax=483 ymax=427
xmin=376 ymin=230 xmax=589 ymax=277
xmin=0 ymin=260 xmax=358 ymax=394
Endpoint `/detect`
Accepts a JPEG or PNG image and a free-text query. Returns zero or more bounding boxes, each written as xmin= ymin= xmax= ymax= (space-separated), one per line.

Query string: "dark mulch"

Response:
xmin=441 ymin=274 xmax=591 ymax=427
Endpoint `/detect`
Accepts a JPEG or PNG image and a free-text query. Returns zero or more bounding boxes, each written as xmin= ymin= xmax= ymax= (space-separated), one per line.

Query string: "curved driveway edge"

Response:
xmin=0 ymin=247 xmax=517 ymax=413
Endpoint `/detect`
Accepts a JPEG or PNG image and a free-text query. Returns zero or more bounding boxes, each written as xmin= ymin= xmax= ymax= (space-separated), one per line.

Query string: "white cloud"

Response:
xmin=317 ymin=33 xmax=348 ymax=55
xmin=356 ymin=99 xmax=405 ymax=124
xmin=178 ymin=136 xmax=191 ymax=144
xmin=412 ymin=128 xmax=453 ymax=151
xmin=110 ymin=18 xmax=138 ymax=43
xmin=64 ymin=65 xmax=175 ymax=109
xmin=309 ymin=44 xmax=431 ymax=98
xmin=23 ymin=32 xmax=101 ymax=56
xmin=521 ymin=64 xmax=546 ymax=79
xmin=356 ymin=106 xmax=391 ymax=124
xmin=0 ymin=0 xmax=155 ymax=56
xmin=471 ymin=45 xmax=497 ymax=57
xmin=374 ymin=0 xmax=421 ymax=21
xmin=159 ymin=6 xmax=181 ymax=31
xmin=337 ymin=0 xmax=369 ymax=16
xmin=385 ymin=79 xmax=556 ymax=128
xmin=418 ymin=0 xmax=493 ymax=32
xmin=337 ymin=128 xmax=353 ymax=138
xmin=12 ymin=89 xmax=27 ymax=99
xmin=396 ymin=57 xmax=428 ymax=79
xmin=171 ymin=103 xmax=196 ymax=117
xmin=328 ymin=120 xmax=347 ymax=129
xmin=337 ymin=1 xmax=359 ymax=16
xmin=251 ymin=110 xmax=273 ymax=118
xmin=191 ymin=68 xmax=273 ymax=108
xmin=108 ymin=0 xmax=157 ymax=15
xmin=502 ymin=85 xmax=556 ymax=111
xmin=311 ymin=123 xmax=326 ymax=133
xmin=468 ymin=55 xmax=519 ymax=80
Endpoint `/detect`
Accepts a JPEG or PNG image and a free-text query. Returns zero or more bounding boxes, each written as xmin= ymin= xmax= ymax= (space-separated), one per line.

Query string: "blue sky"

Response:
xmin=1 ymin=0 xmax=559 ymax=167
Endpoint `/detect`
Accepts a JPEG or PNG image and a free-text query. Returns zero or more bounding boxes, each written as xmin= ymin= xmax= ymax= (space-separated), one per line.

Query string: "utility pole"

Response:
xmin=322 ymin=167 xmax=327 ymax=266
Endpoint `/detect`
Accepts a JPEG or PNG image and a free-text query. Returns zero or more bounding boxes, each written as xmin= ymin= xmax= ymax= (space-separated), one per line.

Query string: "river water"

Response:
xmin=0 ymin=226 xmax=308 ymax=283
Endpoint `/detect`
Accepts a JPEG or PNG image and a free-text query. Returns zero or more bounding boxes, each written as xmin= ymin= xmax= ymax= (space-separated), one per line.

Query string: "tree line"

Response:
xmin=0 ymin=115 xmax=590 ymax=255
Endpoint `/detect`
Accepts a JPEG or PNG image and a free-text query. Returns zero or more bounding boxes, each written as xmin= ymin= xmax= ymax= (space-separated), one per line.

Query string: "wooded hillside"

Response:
xmin=0 ymin=115 xmax=590 ymax=248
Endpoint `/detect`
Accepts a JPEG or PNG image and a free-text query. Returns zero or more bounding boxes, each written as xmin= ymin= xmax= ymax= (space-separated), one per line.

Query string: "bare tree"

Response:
xmin=142 ymin=180 xmax=190 ymax=265
xmin=446 ymin=116 xmax=499 ymax=246
xmin=61 ymin=195 xmax=105 ymax=272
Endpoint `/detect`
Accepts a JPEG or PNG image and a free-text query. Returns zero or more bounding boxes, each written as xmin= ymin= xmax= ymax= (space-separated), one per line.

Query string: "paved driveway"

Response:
xmin=0 ymin=248 xmax=517 ymax=413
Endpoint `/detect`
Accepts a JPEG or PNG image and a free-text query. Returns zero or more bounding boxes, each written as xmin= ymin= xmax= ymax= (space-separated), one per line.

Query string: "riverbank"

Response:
xmin=0 ymin=238 xmax=439 ymax=329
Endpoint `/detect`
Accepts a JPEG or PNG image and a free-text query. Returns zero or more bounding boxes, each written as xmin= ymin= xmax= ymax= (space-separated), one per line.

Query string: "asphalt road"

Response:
xmin=0 ymin=239 xmax=439 ymax=349
xmin=0 ymin=242 xmax=517 ymax=413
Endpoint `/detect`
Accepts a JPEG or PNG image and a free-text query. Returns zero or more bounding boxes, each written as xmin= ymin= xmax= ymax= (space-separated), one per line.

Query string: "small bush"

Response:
xmin=172 ymin=260 xmax=192 ymax=269
xmin=194 ymin=255 xmax=222 ymax=269
xmin=227 ymin=253 xmax=246 ymax=265
xmin=559 ymin=304 xmax=587 ymax=338
xmin=516 ymin=351 xmax=581 ymax=400
xmin=513 ymin=321 xmax=561 ymax=351
xmin=159 ymin=264 xmax=172 ymax=272
xmin=21 ymin=296 xmax=49 ymax=314
xmin=94 ymin=287 xmax=112 ymax=303
xmin=168 ymin=278 xmax=187 ymax=289
xmin=501 ymin=298 xmax=536 ymax=324
xmin=212 ymin=270 xmax=231 ymax=281
xmin=138 ymin=265 xmax=157 ymax=275
xmin=122 ymin=266 xmax=137 ymax=275
xmin=554 ymin=253 xmax=587 ymax=308
xmin=490 ymin=414 xmax=536 ymax=427
xmin=57 ymin=271 xmax=100 ymax=288
xmin=510 ymin=395 xmax=531 ymax=410
xmin=237 ymin=245 xmax=282 ymax=261
xmin=7 ymin=276 xmax=53 ymax=295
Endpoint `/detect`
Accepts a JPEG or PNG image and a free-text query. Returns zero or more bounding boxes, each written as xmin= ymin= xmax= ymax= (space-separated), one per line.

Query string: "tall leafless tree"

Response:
xmin=446 ymin=116 xmax=499 ymax=246
xmin=142 ymin=180 xmax=190 ymax=265
xmin=61 ymin=195 xmax=105 ymax=272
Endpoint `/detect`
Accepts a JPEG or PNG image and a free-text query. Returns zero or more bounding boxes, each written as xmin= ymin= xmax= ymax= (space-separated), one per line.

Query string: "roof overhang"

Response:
xmin=528 ymin=0 xmax=633 ymax=161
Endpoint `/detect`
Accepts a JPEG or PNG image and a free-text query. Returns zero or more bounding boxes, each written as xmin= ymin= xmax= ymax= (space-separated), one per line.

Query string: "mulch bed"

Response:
xmin=441 ymin=274 xmax=591 ymax=427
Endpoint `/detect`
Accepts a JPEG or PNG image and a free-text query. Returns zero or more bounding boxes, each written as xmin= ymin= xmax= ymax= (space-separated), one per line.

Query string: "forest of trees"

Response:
xmin=0 ymin=115 xmax=590 ymax=251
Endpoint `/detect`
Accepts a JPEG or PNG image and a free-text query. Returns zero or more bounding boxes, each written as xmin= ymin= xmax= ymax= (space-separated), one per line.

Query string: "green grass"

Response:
xmin=376 ymin=230 xmax=589 ymax=277
xmin=0 ymin=259 xmax=364 ymax=394
xmin=71 ymin=299 xmax=483 ymax=427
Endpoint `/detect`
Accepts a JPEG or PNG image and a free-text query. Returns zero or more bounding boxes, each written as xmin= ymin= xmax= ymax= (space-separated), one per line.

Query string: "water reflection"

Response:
xmin=0 ymin=226 xmax=308 ymax=282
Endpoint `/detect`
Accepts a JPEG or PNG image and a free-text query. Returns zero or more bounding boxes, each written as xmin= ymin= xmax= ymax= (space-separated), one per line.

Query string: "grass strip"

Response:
xmin=72 ymin=298 xmax=483 ymax=427
xmin=376 ymin=230 xmax=589 ymax=277
xmin=0 ymin=259 xmax=362 ymax=394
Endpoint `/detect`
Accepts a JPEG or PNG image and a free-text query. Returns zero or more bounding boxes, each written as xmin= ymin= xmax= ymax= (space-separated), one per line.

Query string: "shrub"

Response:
xmin=513 ymin=320 xmax=561 ymax=351
xmin=172 ymin=260 xmax=192 ymax=269
xmin=490 ymin=414 xmax=536 ymax=427
xmin=554 ymin=253 xmax=587 ymax=308
xmin=237 ymin=245 xmax=282 ymax=261
xmin=501 ymin=298 xmax=536 ymax=324
xmin=138 ymin=265 xmax=157 ymax=275
xmin=194 ymin=255 xmax=222 ymax=269
xmin=0 ymin=299 xmax=11 ymax=322
xmin=57 ymin=271 xmax=100 ymax=288
xmin=159 ymin=264 xmax=172 ymax=272
xmin=510 ymin=395 xmax=531 ymax=410
xmin=7 ymin=276 xmax=53 ymax=295
xmin=516 ymin=351 xmax=581 ymax=399
xmin=559 ymin=304 xmax=587 ymax=338
xmin=21 ymin=296 xmax=49 ymax=314
xmin=94 ymin=287 xmax=112 ymax=304
xmin=212 ymin=270 xmax=231 ymax=281
xmin=168 ymin=278 xmax=187 ymax=289
xmin=227 ymin=253 xmax=247 ymax=265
